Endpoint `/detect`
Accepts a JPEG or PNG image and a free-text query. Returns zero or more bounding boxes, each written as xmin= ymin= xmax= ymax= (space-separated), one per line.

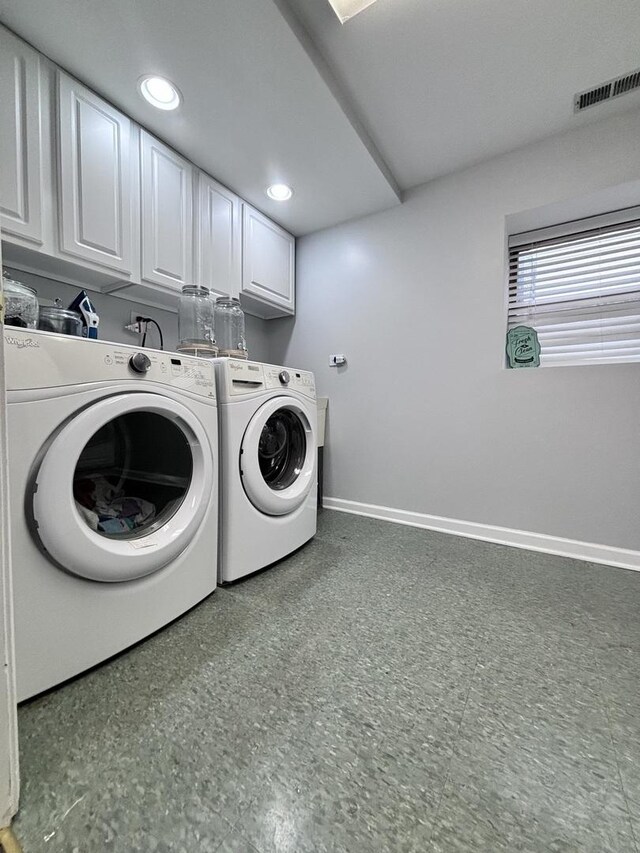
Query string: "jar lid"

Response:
xmin=39 ymin=306 xmax=81 ymax=320
xmin=181 ymin=285 xmax=210 ymax=296
xmin=2 ymin=275 xmax=37 ymax=296
xmin=214 ymin=296 xmax=241 ymax=305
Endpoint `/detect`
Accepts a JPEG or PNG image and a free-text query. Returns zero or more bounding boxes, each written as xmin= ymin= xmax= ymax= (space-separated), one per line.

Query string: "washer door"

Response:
xmin=241 ymin=397 xmax=316 ymax=516
xmin=33 ymin=392 xmax=214 ymax=582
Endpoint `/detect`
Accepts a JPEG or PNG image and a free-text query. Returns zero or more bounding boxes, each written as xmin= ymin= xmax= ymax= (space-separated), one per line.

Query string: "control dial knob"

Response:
xmin=279 ymin=370 xmax=290 ymax=385
xmin=129 ymin=352 xmax=152 ymax=374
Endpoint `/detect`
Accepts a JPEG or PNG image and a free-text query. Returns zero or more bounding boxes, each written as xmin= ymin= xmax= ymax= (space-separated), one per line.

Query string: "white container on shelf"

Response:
xmin=214 ymin=296 xmax=247 ymax=358
xmin=317 ymin=397 xmax=328 ymax=448
xmin=177 ymin=285 xmax=218 ymax=358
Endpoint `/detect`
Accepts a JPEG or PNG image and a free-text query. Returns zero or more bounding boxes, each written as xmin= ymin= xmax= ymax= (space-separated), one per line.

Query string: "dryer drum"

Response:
xmin=240 ymin=397 xmax=315 ymax=517
xmin=258 ymin=409 xmax=307 ymax=491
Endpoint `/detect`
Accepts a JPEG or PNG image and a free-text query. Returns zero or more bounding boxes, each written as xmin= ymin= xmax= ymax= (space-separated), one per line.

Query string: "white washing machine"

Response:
xmin=215 ymin=358 xmax=317 ymax=583
xmin=4 ymin=327 xmax=218 ymax=701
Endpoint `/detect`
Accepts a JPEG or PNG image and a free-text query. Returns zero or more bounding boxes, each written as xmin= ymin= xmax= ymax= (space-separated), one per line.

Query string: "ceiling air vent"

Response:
xmin=575 ymin=68 xmax=640 ymax=112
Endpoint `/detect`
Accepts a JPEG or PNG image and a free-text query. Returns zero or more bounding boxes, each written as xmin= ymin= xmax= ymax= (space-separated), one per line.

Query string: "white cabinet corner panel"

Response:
xmin=58 ymin=72 xmax=133 ymax=274
xmin=0 ymin=27 xmax=43 ymax=245
xmin=141 ymin=131 xmax=193 ymax=291
xmin=242 ymin=204 xmax=295 ymax=318
xmin=196 ymin=172 xmax=240 ymax=298
xmin=0 ymin=248 xmax=20 ymax=829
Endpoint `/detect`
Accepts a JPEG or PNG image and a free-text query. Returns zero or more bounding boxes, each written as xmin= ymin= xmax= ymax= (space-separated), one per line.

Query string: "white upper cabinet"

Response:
xmin=241 ymin=204 xmax=295 ymax=318
xmin=0 ymin=26 xmax=295 ymax=315
xmin=140 ymin=131 xmax=193 ymax=291
xmin=196 ymin=172 xmax=240 ymax=299
xmin=0 ymin=28 xmax=43 ymax=245
xmin=58 ymin=72 xmax=134 ymax=274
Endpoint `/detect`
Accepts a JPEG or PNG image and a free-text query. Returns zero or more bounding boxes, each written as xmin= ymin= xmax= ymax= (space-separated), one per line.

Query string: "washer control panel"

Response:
xmin=3 ymin=328 xmax=216 ymax=398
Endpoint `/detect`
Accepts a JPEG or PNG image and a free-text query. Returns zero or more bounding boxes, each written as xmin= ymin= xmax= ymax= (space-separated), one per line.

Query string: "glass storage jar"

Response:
xmin=2 ymin=270 xmax=38 ymax=329
xmin=214 ymin=296 xmax=247 ymax=358
xmin=177 ymin=285 xmax=218 ymax=357
xmin=38 ymin=302 xmax=83 ymax=336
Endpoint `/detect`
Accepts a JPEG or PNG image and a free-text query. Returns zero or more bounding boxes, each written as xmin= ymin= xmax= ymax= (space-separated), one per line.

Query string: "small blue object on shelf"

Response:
xmin=506 ymin=325 xmax=541 ymax=368
xmin=68 ymin=290 xmax=99 ymax=339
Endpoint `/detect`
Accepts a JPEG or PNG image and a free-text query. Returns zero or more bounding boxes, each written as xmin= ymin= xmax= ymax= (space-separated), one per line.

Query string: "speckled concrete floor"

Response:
xmin=13 ymin=511 xmax=640 ymax=852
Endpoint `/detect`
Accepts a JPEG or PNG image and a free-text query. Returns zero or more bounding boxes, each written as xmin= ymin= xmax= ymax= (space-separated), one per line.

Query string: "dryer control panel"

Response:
xmin=3 ymin=328 xmax=216 ymax=399
xmin=221 ymin=358 xmax=315 ymax=400
xmin=264 ymin=365 xmax=315 ymax=396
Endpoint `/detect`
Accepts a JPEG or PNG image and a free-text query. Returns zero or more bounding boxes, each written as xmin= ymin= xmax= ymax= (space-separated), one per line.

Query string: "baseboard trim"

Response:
xmin=323 ymin=497 xmax=640 ymax=572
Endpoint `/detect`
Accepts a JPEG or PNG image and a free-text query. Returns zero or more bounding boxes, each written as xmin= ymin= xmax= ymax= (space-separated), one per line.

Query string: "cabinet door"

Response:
xmin=196 ymin=172 xmax=240 ymax=298
xmin=0 ymin=27 xmax=43 ymax=245
xmin=58 ymin=72 xmax=133 ymax=274
xmin=141 ymin=131 xmax=193 ymax=290
xmin=242 ymin=204 xmax=295 ymax=317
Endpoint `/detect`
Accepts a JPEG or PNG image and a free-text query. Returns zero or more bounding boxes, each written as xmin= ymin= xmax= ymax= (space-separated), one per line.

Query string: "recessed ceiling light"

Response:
xmin=266 ymin=184 xmax=293 ymax=201
xmin=327 ymin=0 xmax=378 ymax=24
xmin=138 ymin=75 xmax=181 ymax=111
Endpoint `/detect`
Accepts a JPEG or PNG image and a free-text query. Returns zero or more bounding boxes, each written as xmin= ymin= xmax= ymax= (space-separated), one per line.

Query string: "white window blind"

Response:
xmin=508 ymin=207 xmax=640 ymax=366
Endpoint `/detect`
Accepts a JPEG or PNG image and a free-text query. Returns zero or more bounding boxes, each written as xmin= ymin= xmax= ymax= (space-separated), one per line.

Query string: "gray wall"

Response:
xmin=270 ymin=109 xmax=640 ymax=551
xmin=244 ymin=313 xmax=272 ymax=364
xmin=4 ymin=267 xmax=271 ymax=361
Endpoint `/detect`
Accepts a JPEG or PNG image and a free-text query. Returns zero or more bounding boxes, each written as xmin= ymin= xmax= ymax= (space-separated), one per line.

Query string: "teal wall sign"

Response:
xmin=506 ymin=325 xmax=541 ymax=368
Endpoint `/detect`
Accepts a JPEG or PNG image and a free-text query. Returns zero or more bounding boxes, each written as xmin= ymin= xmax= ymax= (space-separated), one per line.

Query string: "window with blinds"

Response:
xmin=507 ymin=207 xmax=640 ymax=366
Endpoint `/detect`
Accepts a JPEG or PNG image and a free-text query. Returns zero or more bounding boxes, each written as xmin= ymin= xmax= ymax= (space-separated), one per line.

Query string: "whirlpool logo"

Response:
xmin=4 ymin=335 xmax=40 ymax=349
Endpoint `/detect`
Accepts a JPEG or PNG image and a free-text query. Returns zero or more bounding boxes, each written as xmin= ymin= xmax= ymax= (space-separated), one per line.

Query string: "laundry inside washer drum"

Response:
xmin=258 ymin=410 xmax=306 ymax=491
xmin=73 ymin=411 xmax=193 ymax=537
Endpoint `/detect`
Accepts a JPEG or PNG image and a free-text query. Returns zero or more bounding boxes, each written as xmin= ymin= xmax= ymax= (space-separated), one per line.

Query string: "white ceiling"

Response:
xmin=284 ymin=0 xmax=640 ymax=189
xmin=1 ymin=0 xmax=639 ymax=235
xmin=0 ymin=0 xmax=400 ymax=236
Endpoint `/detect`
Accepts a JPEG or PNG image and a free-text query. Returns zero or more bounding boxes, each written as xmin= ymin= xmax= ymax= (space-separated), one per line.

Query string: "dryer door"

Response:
xmin=32 ymin=392 xmax=214 ymax=582
xmin=240 ymin=396 xmax=316 ymax=516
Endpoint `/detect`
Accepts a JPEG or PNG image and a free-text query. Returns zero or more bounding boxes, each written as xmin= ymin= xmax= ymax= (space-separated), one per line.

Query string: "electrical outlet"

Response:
xmin=124 ymin=311 xmax=143 ymax=334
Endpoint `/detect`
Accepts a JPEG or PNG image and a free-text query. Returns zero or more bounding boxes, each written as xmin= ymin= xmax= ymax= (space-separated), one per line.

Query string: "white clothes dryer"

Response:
xmin=4 ymin=328 xmax=218 ymax=701
xmin=215 ymin=358 xmax=317 ymax=583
